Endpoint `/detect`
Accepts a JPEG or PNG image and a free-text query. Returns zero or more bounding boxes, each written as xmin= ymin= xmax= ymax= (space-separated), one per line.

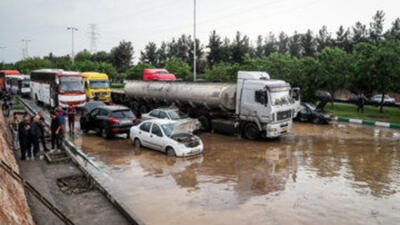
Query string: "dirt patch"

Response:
xmin=57 ymin=175 xmax=94 ymax=195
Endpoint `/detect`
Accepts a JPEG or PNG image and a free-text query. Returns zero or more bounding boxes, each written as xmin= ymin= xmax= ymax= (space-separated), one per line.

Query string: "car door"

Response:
xmin=87 ymin=109 xmax=100 ymax=129
xmin=150 ymin=123 xmax=164 ymax=151
xmin=96 ymin=109 xmax=110 ymax=130
xmin=138 ymin=122 xmax=152 ymax=148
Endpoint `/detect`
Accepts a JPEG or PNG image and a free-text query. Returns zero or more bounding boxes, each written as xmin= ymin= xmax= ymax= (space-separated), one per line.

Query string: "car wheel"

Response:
xmin=134 ymin=138 xmax=141 ymax=147
xmin=126 ymin=131 xmax=130 ymax=139
xmin=243 ymin=123 xmax=260 ymax=140
xmin=82 ymin=126 xmax=88 ymax=134
xmin=166 ymin=147 xmax=176 ymax=157
xmin=101 ymin=128 xmax=109 ymax=139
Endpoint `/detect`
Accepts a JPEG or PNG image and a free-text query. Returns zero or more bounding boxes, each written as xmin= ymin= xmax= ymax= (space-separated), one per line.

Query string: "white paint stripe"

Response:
xmin=349 ymin=119 xmax=362 ymax=124
xmin=375 ymin=122 xmax=391 ymax=128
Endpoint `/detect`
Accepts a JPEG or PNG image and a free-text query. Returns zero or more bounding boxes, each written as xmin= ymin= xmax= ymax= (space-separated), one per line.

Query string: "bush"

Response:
xmin=165 ymin=57 xmax=192 ymax=81
xmin=126 ymin=62 xmax=155 ymax=80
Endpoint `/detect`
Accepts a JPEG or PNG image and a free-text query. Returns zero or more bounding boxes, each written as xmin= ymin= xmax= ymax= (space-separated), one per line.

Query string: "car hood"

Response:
xmin=170 ymin=119 xmax=198 ymax=135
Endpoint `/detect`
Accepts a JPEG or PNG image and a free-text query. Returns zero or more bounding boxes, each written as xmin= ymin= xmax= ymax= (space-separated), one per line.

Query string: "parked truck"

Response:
xmin=111 ymin=71 xmax=299 ymax=140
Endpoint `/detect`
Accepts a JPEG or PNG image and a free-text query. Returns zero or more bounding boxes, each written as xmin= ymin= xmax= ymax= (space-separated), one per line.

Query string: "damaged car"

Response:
xmin=295 ymin=102 xmax=332 ymax=124
xmin=130 ymin=119 xmax=203 ymax=157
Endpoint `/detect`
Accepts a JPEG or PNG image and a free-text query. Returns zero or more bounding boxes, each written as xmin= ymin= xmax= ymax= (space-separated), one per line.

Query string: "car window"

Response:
xmin=90 ymin=109 xmax=100 ymax=117
xmin=159 ymin=111 xmax=168 ymax=119
xmin=99 ymin=109 xmax=109 ymax=116
xmin=150 ymin=110 xmax=160 ymax=118
xmin=139 ymin=122 xmax=151 ymax=132
xmin=151 ymin=124 xmax=163 ymax=137
xmin=112 ymin=110 xmax=134 ymax=118
xmin=168 ymin=111 xmax=180 ymax=120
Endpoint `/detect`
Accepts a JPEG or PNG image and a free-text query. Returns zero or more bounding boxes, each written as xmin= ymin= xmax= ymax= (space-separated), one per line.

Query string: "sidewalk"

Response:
xmin=333 ymin=116 xmax=400 ymax=129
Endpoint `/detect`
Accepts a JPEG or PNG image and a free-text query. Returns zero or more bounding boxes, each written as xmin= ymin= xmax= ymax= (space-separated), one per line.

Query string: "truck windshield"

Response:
xmin=161 ymin=122 xmax=178 ymax=137
xmin=90 ymin=80 xmax=109 ymax=89
xmin=22 ymin=80 xmax=30 ymax=88
xmin=59 ymin=76 xmax=84 ymax=93
xmin=270 ymin=91 xmax=292 ymax=106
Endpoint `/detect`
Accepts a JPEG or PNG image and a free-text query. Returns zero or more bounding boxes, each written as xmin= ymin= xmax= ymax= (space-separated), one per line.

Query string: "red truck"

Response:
xmin=143 ymin=69 xmax=176 ymax=81
xmin=0 ymin=70 xmax=21 ymax=90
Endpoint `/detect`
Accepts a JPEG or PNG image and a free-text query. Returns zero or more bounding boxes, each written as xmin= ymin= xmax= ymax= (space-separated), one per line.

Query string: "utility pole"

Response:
xmin=0 ymin=47 xmax=5 ymax=63
xmin=88 ymin=24 xmax=98 ymax=54
xmin=67 ymin=27 xmax=78 ymax=63
xmin=193 ymin=0 xmax=197 ymax=81
xmin=21 ymin=39 xmax=31 ymax=59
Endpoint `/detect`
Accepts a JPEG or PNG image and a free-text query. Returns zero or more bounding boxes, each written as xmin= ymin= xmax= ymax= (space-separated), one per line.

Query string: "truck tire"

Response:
xmin=198 ymin=116 xmax=211 ymax=131
xmin=243 ymin=123 xmax=260 ymax=140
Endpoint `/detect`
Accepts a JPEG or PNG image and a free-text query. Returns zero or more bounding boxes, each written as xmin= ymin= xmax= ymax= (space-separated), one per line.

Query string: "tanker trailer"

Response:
xmin=114 ymin=71 xmax=299 ymax=140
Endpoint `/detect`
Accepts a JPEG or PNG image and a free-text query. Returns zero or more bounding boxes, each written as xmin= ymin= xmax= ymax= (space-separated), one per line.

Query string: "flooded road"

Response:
xmin=72 ymin=122 xmax=400 ymax=225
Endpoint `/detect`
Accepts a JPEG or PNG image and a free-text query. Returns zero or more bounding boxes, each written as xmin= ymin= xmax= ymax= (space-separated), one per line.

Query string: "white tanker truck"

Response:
xmin=111 ymin=71 xmax=300 ymax=140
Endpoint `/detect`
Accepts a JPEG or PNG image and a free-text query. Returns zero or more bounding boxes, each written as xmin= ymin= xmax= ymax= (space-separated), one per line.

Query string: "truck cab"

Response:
xmin=82 ymin=72 xmax=111 ymax=103
xmin=236 ymin=71 xmax=297 ymax=139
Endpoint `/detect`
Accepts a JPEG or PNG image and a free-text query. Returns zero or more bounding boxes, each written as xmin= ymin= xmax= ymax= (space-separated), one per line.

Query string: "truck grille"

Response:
xmin=94 ymin=92 xmax=108 ymax=97
xmin=277 ymin=110 xmax=291 ymax=121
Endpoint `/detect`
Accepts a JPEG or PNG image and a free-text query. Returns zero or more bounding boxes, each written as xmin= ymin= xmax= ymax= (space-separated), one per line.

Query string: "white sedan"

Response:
xmin=130 ymin=119 xmax=203 ymax=157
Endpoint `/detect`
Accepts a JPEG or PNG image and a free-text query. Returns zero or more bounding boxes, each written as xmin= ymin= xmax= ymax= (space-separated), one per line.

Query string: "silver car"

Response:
xmin=141 ymin=108 xmax=201 ymax=131
xmin=370 ymin=94 xmax=396 ymax=105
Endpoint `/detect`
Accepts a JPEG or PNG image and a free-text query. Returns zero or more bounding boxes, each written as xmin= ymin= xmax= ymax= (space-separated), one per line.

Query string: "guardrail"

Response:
xmin=18 ymin=98 xmax=145 ymax=225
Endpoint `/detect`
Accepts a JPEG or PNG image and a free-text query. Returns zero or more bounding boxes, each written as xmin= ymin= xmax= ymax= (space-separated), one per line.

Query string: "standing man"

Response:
xmin=29 ymin=116 xmax=41 ymax=158
xmin=56 ymin=106 xmax=66 ymax=139
xmin=9 ymin=113 xmax=20 ymax=150
xmin=356 ymin=93 xmax=366 ymax=113
xmin=18 ymin=114 xmax=31 ymax=160
xmin=37 ymin=112 xmax=49 ymax=152
xmin=67 ymin=105 xmax=76 ymax=135
xmin=50 ymin=112 xmax=62 ymax=151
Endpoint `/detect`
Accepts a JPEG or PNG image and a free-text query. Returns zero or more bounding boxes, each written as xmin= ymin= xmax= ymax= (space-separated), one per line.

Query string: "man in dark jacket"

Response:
xmin=18 ymin=114 xmax=31 ymax=160
xmin=356 ymin=93 xmax=366 ymax=113
xmin=38 ymin=112 xmax=49 ymax=151
xmin=50 ymin=112 xmax=62 ymax=151
xmin=30 ymin=116 xmax=41 ymax=158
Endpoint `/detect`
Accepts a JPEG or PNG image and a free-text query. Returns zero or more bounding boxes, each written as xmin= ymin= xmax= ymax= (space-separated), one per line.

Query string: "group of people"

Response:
xmin=8 ymin=104 xmax=77 ymax=161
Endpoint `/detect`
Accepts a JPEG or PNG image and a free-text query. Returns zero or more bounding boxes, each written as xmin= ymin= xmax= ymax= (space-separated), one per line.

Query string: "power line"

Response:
xmin=88 ymin=24 xmax=99 ymax=54
xmin=67 ymin=27 xmax=78 ymax=63
xmin=21 ymin=39 xmax=31 ymax=59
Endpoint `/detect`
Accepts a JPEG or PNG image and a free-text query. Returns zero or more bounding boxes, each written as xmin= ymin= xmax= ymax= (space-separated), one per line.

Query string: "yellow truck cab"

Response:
xmin=82 ymin=72 xmax=111 ymax=103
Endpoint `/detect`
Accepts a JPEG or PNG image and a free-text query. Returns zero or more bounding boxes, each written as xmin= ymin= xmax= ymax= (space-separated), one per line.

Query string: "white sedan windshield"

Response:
xmin=161 ymin=122 xmax=179 ymax=137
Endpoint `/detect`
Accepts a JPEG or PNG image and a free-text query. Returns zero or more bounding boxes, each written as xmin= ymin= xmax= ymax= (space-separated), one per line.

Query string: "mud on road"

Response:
xmin=71 ymin=122 xmax=400 ymax=225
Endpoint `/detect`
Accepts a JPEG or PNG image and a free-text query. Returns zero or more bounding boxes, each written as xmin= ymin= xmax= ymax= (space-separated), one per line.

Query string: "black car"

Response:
xmin=295 ymin=102 xmax=332 ymax=124
xmin=80 ymin=105 xmax=136 ymax=138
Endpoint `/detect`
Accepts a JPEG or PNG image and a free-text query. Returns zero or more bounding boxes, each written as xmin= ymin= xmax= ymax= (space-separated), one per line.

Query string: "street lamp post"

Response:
xmin=67 ymin=27 xmax=78 ymax=63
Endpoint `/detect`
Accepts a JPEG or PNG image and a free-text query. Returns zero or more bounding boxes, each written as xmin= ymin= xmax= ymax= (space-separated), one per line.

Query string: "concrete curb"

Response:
xmin=19 ymin=98 xmax=145 ymax=225
xmin=333 ymin=116 xmax=400 ymax=129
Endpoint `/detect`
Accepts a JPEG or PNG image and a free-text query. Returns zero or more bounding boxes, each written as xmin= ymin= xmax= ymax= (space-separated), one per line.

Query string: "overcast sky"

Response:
xmin=0 ymin=0 xmax=399 ymax=63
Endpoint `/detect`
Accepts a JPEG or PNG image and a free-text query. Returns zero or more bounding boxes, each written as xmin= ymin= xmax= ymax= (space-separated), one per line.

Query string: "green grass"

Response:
xmin=324 ymin=103 xmax=400 ymax=124
xmin=111 ymin=83 xmax=125 ymax=89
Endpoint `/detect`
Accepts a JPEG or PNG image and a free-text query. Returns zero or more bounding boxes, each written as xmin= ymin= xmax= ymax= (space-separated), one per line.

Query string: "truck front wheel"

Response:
xmin=243 ymin=123 xmax=260 ymax=140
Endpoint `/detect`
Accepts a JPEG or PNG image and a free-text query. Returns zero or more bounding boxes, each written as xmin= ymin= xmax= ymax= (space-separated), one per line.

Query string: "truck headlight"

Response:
xmin=268 ymin=127 xmax=277 ymax=132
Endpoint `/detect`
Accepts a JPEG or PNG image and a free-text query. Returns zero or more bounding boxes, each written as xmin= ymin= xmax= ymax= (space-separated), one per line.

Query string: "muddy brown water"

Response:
xmin=72 ymin=122 xmax=400 ymax=225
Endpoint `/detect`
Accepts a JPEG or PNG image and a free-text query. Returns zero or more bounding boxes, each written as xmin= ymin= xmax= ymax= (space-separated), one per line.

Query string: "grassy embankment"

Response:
xmin=324 ymin=103 xmax=400 ymax=124
xmin=111 ymin=83 xmax=125 ymax=90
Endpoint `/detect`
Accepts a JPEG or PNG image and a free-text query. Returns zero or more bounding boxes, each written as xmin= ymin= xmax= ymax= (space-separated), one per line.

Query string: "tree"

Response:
xmin=15 ymin=57 xmax=52 ymax=74
xmin=221 ymin=37 xmax=232 ymax=62
xmin=165 ymin=57 xmax=192 ymax=80
xmin=335 ymin=25 xmax=352 ymax=52
xmin=110 ymin=40 xmax=134 ymax=72
xmin=352 ymin=22 xmax=369 ymax=44
xmin=264 ymin=32 xmax=277 ymax=56
xmin=288 ymin=31 xmax=302 ymax=58
xmin=278 ymin=31 xmax=289 ymax=54
xmin=316 ymin=26 xmax=332 ymax=52
xmin=205 ymin=62 xmax=240 ymax=82
xmin=157 ymin=42 xmax=168 ymax=67
xmin=91 ymin=51 xmax=112 ymax=63
xmin=369 ymin=10 xmax=385 ymax=42
xmin=301 ymin=29 xmax=316 ymax=57
xmin=231 ymin=31 xmax=251 ymax=63
xmin=255 ymin=35 xmax=264 ymax=58
xmin=140 ymin=42 xmax=158 ymax=66
xmin=97 ymin=62 xmax=118 ymax=79
xmin=317 ymin=47 xmax=351 ymax=107
xmin=188 ymin=36 xmax=204 ymax=71
xmin=388 ymin=18 xmax=400 ymax=39
xmin=126 ymin=62 xmax=155 ymax=80
xmin=207 ymin=30 xmax=224 ymax=66
xmin=74 ymin=50 xmax=91 ymax=62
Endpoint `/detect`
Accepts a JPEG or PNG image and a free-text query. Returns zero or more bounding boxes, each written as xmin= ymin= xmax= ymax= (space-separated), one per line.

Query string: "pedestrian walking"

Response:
xmin=8 ymin=112 xmax=20 ymax=150
xmin=18 ymin=114 xmax=31 ymax=160
xmin=356 ymin=93 xmax=366 ymax=113
xmin=29 ymin=116 xmax=41 ymax=158
xmin=56 ymin=106 xmax=66 ymax=139
xmin=67 ymin=105 xmax=76 ymax=135
xmin=50 ymin=112 xmax=62 ymax=151
xmin=38 ymin=112 xmax=49 ymax=151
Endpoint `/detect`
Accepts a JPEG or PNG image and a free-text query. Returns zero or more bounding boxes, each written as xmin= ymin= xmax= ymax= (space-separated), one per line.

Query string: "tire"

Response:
xmin=243 ymin=123 xmax=260 ymax=140
xmin=166 ymin=147 xmax=176 ymax=157
xmin=101 ymin=128 xmax=109 ymax=139
xmin=134 ymin=138 xmax=141 ymax=147
xmin=312 ymin=117 xmax=320 ymax=124
xmin=198 ymin=116 xmax=211 ymax=131
xmin=126 ymin=131 xmax=130 ymax=139
xmin=81 ymin=125 xmax=88 ymax=134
